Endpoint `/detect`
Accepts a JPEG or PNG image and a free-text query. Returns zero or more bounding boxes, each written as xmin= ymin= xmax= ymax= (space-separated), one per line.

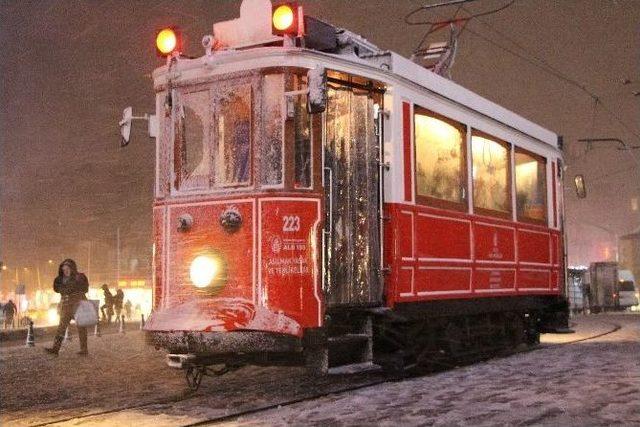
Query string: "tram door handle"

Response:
xmin=323 ymin=166 xmax=333 ymax=237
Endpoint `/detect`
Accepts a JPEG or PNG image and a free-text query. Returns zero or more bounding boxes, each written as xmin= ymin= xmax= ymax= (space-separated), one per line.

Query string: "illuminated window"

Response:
xmin=414 ymin=108 xmax=467 ymax=207
xmin=515 ymin=149 xmax=547 ymax=222
xmin=261 ymin=74 xmax=284 ymax=186
xmin=175 ymin=90 xmax=211 ymax=190
xmin=471 ymin=133 xmax=511 ymax=214
xmin=214 ymin=84 xmax=252 ymax=186
xmin=293 ymin=75 xmax=312 ymax=189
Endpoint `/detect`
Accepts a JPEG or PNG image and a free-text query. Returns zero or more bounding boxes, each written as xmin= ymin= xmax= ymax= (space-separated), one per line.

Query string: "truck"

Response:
xmin=588 ymin=262 xmax=638 ymax=312
xmin=618 ymin=269 xmax=639 ymax=310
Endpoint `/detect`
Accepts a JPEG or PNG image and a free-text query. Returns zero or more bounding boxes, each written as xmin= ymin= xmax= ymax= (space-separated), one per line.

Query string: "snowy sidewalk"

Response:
xmin=0 ymin=314 xmax=637 ymax=427
xmin=540 ymin=313 xmax=621 ymax=345
xmin=231 ymin=314 xmax=640 ymax=427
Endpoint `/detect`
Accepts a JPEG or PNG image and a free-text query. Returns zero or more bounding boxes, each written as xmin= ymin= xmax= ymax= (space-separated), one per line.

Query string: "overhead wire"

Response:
xmin=405 ymin=0 xmax=514 ymax=26
xmin=458 ymin=4 xmax=640 ymax=148
xmin=406 ymin=0 xmax=640 ymax=148
xmin=403 ymin=0 xmax=640 ymax=187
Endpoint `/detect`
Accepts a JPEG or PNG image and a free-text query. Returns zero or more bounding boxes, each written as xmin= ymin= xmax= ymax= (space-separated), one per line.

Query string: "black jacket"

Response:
xmin=53 ymin=274 xmax=89 ymax=296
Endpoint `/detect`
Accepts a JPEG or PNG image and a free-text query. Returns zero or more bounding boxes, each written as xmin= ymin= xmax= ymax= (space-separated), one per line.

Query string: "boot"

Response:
xmin=45 ymin=336 xmax=63 ymax=356
xmin=77 ymin=327 xmax=88 ymax=356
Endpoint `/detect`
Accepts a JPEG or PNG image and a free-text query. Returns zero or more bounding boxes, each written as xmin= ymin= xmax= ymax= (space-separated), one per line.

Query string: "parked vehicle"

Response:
xmin=618 ymin=270 xmax=639 ymax=309
xmin=588 ymin=262 xmax=638 ymax=312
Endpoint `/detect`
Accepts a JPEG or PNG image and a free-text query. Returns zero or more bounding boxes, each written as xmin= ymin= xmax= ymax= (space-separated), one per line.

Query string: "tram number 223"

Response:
xmin=282 ymin=215 xmax=300 ymax=232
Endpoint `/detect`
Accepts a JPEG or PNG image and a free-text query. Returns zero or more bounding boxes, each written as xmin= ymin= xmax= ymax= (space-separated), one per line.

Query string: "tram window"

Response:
xmin=515 ymin=149 xmax=547 ymax=222
xmin=214 ymin=84 xmax=252 ymax=186
xmin=293 ymin=75 xmax=312 ymax=189
xmin=471 ymin=133 xmax=511 ymax=215
xmin=261 ymin=74 xmax=284 ymax=186
xmin=175 ymin=90 xmax=211 ymax=190
xmin=414 ymin=107 xmax=466 ymax=207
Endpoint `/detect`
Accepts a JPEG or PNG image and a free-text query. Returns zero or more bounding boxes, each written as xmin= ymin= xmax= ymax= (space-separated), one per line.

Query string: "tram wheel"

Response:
xmin=304 ymin=346 xmax=328 ymax=375
xmin=443 ymin=322 xmax=464 ymax=358
xmin=506 ymin=313 xmax=526 ymax=348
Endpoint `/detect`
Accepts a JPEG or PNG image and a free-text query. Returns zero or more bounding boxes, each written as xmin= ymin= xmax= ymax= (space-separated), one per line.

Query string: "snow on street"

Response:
xmin=0 ymin=314 xmax=637 ymax=426
xmin=231 ymin=314 xmax=640 ymax=427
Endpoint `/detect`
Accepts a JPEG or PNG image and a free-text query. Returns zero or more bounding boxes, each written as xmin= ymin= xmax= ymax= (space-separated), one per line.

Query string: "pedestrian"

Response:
xmin=124 ymin=299 xmax=132 ymax=320
xmin=45 ymin=259 xmax=89 ymax=356
xmin=114 ymin=289 xmax=124 ymax=320
xmin=100 ymin=284 xmax=114 ymax=324
xmin=3 ymin=299 xmax=17 ymax=329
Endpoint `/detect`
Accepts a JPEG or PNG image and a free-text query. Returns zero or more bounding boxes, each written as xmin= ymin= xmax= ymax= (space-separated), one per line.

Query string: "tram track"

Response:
xmin=28 ymin=321 xmax=621 ymax=427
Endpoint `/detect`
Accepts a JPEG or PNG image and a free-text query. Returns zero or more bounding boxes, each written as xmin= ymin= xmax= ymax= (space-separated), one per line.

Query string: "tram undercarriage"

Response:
xmin=149 ymin=294 xmax=569 ymax=390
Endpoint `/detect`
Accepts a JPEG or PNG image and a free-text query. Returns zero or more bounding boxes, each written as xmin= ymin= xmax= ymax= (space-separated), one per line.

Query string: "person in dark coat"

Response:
xmin=3 ymin=299 xmax=17 ymax=329
xmin=45 ymin=259 xmax=89 ymax=356
xmin=100 ymin=284 xmax=114 ymax=324
xmin=114 ymin=289 xmax=124 ymax=320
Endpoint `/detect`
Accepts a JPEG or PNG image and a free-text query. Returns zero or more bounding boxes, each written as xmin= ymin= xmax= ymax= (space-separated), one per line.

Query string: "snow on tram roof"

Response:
xmin=154 ymin=45 xmax=558 ymax=150
xmin=152 ymin=0 xmax=558 ymax=150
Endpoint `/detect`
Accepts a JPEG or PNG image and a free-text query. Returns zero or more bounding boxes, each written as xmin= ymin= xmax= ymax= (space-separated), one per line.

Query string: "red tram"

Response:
xmin=133 ymin=0 xmax=570 ymax=387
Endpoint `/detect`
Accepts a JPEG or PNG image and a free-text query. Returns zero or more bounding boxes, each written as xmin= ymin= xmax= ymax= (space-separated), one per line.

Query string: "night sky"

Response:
xmin=1 ymin=0 xmax=639 ymax=290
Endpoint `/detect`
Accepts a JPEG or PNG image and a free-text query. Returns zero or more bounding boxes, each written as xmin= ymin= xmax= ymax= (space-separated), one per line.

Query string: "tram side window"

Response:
xmin=261 ymin=74 xmax=284 ymax=186
xmin=293 ymin=75 xmax=312 ymax=189
xmin=175 ymin=90 xmax=211 ymax=190
xmin=414 ymin=107 xmax=467 ymax=208
xmin=515 ymin=149 xmax=547 ymax=222
xmin=471 ymin=133 xmax=511 ymax=215
xmin=214 ymin=84 xmax=252 ymax=186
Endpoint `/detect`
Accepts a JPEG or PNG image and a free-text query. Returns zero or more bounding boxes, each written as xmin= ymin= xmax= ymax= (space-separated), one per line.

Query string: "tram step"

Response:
xmin=328 ymin=361 xmax=382 ymax=375
xmin=328 ymin=333 xmax=370 ymax=344
xmin=328 ymin=333 xmax=372 ymax=367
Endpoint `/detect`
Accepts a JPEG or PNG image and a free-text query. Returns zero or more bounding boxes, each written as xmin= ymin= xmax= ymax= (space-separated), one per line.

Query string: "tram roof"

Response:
xmin=153 ymin=46 xmax=559 ymax=151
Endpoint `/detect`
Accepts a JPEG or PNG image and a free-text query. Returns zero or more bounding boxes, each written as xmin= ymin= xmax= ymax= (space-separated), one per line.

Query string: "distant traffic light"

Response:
xmin=272 ymin=2 xmax=302 ymax=36
xmin=156 ymin=27 xmax=182 ymax=57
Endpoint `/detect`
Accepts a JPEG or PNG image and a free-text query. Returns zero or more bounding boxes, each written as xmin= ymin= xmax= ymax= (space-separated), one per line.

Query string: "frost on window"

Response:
xmin=515 ymin=150 xmax=547 ymax=222
xmin=472 ymin=134 xmax=510 ymax=213
xmin=215 ymin=84 xmax=252 ymax=186
xmin=324 ymin=86 xmax=380 ymax=305
xmin=261 ymin=74 xmax=283 ymax=186
xmin=415 ymin=110 xmax=466 ymax=204
xmin=175 ymin=90 xmax=210 ymax=190
xmin=293 ymin=76 xmax=312 ymax=189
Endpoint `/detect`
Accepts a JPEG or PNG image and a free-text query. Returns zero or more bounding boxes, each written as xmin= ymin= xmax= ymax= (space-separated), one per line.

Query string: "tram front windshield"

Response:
xmin=171 ymin=72 xmax=310 ymax=193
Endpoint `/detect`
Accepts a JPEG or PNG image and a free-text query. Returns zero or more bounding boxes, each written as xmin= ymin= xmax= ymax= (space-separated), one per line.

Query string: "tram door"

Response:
xmin=323 ymin=81 xmax=383 ymax=306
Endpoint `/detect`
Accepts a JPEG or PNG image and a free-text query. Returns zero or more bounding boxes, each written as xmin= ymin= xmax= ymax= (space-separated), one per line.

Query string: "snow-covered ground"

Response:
xmin=233 ymin=314 xmax=640 ymax=427
xmin=0 ymin=314 xmax=637 ymax=426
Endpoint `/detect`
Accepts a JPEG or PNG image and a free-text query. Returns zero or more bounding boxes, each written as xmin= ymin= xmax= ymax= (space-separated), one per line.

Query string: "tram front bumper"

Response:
xmin=146 ymin=329 xmax=302 ymax=355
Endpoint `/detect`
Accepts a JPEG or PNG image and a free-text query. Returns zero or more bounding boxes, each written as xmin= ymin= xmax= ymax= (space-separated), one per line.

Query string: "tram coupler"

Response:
xmin=167 ymin=353 xmax=239 ymax=391
xmin=166 ymin=353 xmax=197 ymax=369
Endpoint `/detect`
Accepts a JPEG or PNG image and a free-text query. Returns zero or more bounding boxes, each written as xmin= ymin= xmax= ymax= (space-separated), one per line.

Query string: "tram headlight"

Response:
xmin=190 ymin=255 xmax=220 ymax=288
